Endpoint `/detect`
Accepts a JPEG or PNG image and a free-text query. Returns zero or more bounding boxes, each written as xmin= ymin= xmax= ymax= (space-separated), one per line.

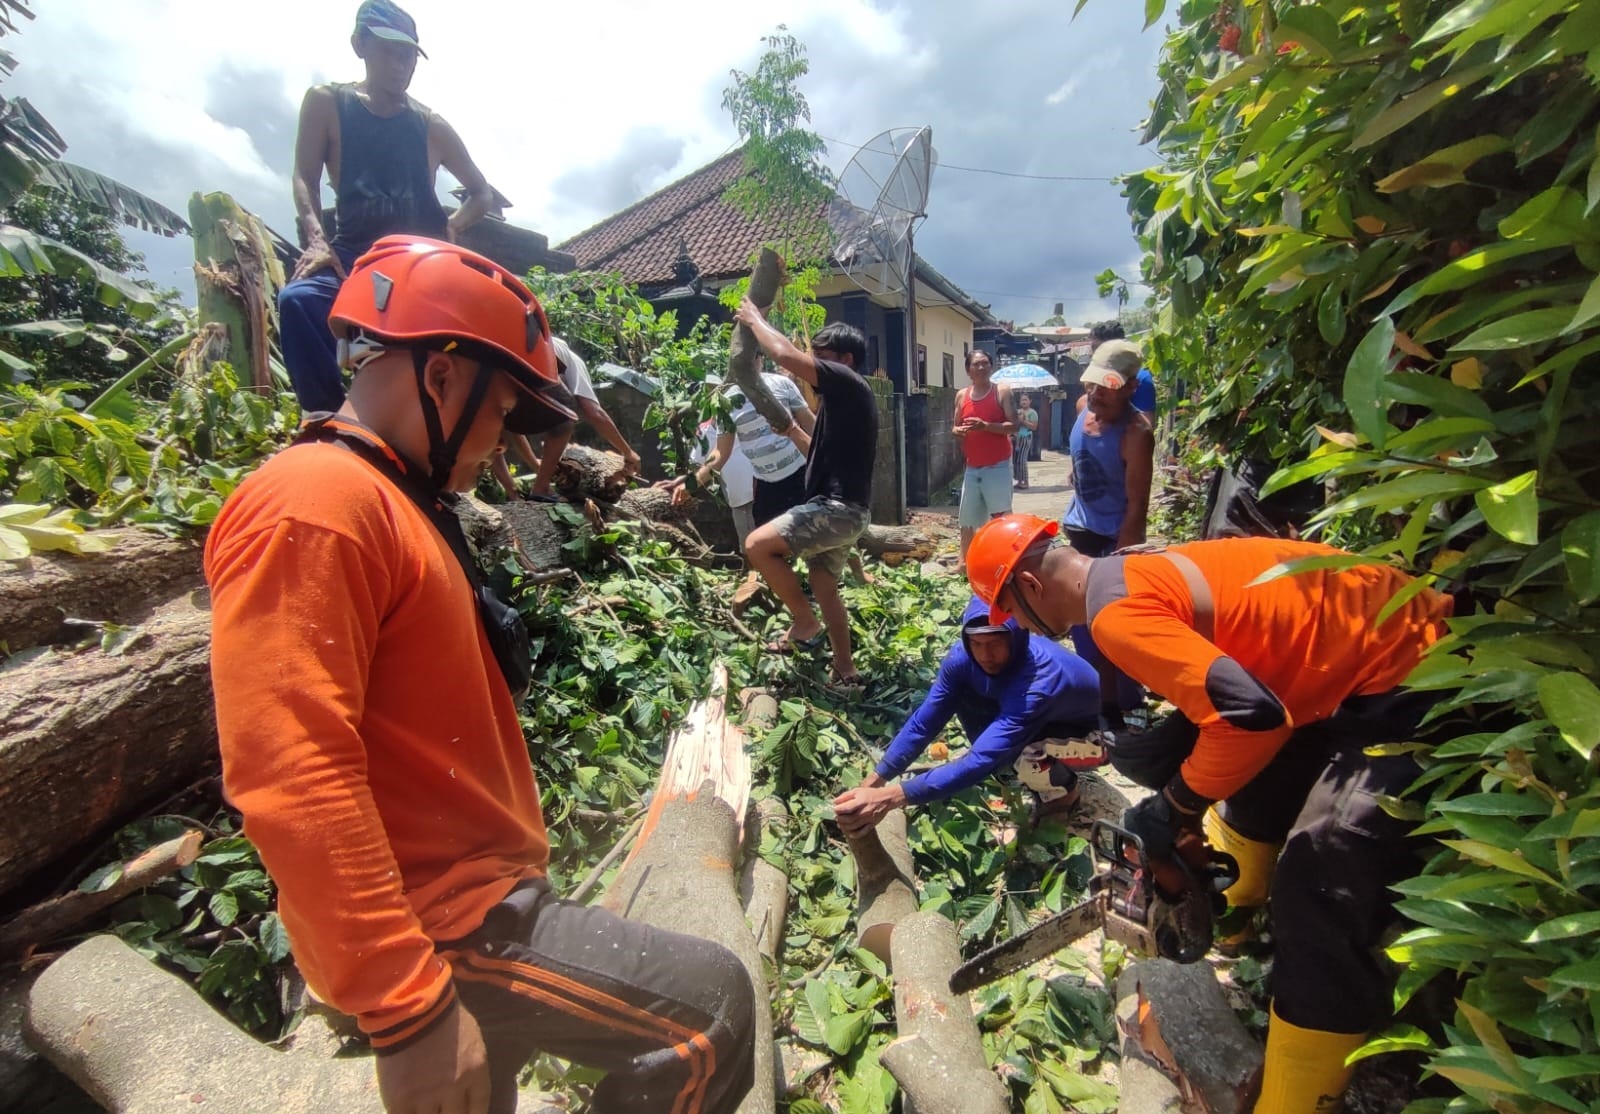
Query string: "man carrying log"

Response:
xmin=965 ymin=513 xmax=1456 ymax=1114
xmin=207 ymin=236 xmax=754 ymax=1114
xmin=732 ymin=297 xmax=877 ymax=688
xmin=279 ymin=0 xmax=496 ymax=414
xmin=832 ymin=596 xmax=1107 ymax=834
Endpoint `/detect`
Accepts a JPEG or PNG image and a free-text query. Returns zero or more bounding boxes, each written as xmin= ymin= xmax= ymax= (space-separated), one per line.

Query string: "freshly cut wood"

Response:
xmin=0 ymin=592 xmax=215 ymax=900
xmin=0 ymin=831 xmax=204 ymax=959
xmin=1114 ymin=959 xmax=1263 ymax=1114
xmin=847 ymin=810 xmax=918 ymax=964
xmin=880 ymin=911 xmax=1010 ymax=1114
xmin=599 ymin=664 xmax=773 ymax=1114
xmin=554 ymin=444 xmax=630 ymax=503
xmin=726 ymin=248 xmax=793 ymax=435
xmin=0 ymin=530 xmax=201 ymax=652
xmin=25 ymin=934 xmax=559 ymax=1114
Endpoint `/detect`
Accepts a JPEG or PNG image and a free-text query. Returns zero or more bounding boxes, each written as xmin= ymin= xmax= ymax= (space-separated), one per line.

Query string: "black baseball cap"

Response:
xmin=354 ymin=0 xmax=427 ymax=57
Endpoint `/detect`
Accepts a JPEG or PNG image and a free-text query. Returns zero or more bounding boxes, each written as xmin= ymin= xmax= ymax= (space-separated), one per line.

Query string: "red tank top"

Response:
xmin=959 ymin=385 xmax=1011 ymax=468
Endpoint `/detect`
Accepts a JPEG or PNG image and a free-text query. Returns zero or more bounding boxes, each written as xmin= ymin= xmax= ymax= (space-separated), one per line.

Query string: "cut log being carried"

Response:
xmin=726 ymin=248 xmax=794 ymax=436
xmin=599 ymin=663 xmax=775 ymax=1114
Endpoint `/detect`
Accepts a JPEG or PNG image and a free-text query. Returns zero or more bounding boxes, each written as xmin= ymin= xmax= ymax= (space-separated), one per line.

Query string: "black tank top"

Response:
xmin=331 ymin=84 xmax=448 ymax=255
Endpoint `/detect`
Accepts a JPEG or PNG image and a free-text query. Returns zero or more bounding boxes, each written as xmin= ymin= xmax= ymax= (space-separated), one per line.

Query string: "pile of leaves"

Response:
xmin=1108 ymin=2 xmax=1600 ymax=1110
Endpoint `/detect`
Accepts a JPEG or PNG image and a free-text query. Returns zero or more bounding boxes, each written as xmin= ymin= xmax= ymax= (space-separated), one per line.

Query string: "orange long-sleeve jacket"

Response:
xmin=1086 ymin=538 xmax=1451 ymax=801
xmin=204 ymin=435 xmax=548 ymax=1050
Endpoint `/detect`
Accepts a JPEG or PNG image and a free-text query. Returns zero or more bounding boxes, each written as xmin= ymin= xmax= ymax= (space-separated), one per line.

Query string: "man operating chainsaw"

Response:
xmin=832 ymin=596 xmax=1107 ymax=835
xmin=965 ymin=514 xmax=1455 ymax=1114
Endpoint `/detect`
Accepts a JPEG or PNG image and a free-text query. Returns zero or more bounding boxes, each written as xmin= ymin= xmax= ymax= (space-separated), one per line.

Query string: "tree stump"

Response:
xmin=599 ymin=664 xmax=773 ymax=1114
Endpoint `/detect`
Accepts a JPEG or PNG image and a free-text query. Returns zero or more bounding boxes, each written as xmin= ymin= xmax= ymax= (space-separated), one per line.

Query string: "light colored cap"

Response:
xmin=1082 ymin=339 xmax=1142 ymax=389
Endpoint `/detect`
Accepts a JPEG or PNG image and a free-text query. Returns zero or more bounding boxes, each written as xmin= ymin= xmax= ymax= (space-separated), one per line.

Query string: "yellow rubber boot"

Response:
xmin=1254 ymin=1006 xmax=1364 ymax=1114
xmin=1203 ymin=805 xmax=1281 ymax=909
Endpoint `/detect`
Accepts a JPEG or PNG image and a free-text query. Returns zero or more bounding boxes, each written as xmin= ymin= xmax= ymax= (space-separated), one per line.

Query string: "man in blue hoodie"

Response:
xmin=833 ymin=598 xmax=1106 ymax=835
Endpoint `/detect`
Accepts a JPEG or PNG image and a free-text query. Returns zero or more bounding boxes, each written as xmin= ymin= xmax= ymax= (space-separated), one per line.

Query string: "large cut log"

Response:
xmin=726 ymin=248 xmax=793 ymax=435
xmin=0 ymin=831 xmax=204 ymax=959
xmin=553 ymin=444 xmax=630 ymax=503
xmin=880 ymin=911 xmax=1010 ymax=1114
xmin=599 ymin=664 xmax=774 ymax=1114
xmin=1114 ymin=959 xmax=1264 ymax=1114
xmin=25 ymin=934 xmax=558 ymax=1114
xmin=0 ymin=530 xmax=201 ymax=652
xmin=0 ymin=591 xmax=215 ymax=900
xmin=847 ymin=810 xmax=919 ymax=964
xmin=859 ymin=524 xmax=937 ymax=565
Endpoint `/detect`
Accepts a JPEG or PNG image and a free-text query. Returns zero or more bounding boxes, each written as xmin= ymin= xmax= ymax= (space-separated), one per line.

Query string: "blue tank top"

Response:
xmin=331 ymin=85 xmax=448 ymax=256
xmin=1063 ymin=409 xmax=1128 ymax=536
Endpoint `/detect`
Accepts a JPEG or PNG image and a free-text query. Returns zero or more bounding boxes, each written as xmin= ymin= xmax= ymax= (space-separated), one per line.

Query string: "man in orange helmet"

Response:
xmin=965 ymin=513 xmax=1455 ymax=1114
xmin=207 ymin=237 xmax=754 ymax=1114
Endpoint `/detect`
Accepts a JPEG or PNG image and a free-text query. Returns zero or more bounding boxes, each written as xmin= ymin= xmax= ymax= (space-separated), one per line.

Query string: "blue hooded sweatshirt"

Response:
xmin=875 ymin=597 xmax=1100 ymax=805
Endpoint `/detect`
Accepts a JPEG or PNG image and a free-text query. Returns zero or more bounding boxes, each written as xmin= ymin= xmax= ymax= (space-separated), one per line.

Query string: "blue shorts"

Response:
xmin=959 ymin=461 xmax=1014 ymax=528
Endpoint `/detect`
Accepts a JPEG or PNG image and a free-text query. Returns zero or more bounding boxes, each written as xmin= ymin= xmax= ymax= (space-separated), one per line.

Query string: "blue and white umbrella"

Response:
xmin=991 ymin=362 xmax=1059 ymax=388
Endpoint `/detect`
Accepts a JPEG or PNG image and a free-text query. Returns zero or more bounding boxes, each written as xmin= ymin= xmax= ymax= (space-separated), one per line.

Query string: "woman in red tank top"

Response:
xmin=954 ymin=351 xmax=1019 ymax=567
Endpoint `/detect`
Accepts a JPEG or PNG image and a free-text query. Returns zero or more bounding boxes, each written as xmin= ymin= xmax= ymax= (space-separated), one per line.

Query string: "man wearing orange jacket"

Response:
xmin=965 ymin=514 xmax=1455 ymax=1114
xmin=207 ymin=237 xmax=753 ymax=1114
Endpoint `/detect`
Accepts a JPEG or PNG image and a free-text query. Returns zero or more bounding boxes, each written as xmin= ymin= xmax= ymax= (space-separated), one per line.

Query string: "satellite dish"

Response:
xmin=832 ymin=127 xmax=936 ymax=297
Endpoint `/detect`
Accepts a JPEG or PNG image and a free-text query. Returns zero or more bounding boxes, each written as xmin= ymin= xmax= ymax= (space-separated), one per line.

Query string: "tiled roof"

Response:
xmin=558 ymin=149 xmax=794 ymax=286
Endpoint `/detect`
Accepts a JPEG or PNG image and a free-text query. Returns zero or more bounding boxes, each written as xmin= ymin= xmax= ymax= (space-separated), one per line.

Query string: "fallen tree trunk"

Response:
xmin=0 ymin=592 xmax=215 ymax=899
xmin=0 ymin=831 xmax=203 ymax=959
xmin=25 ymin=934 xmax=558 ymax=1114
xmin=599 ymin=664 xmax=773 ymax=1114
xmin=739 ymin=798 xmax=789 ymax=966
xmin=859 ymin=524 xmax=937 ymax=565
xmin=553 ymin=444 xmax=630 ymax=504
xmin=0 ymin=530 xmax=202 ymax=652
xmin=847 ymin=810 xmax=919 ymax=964
xmin=726 ymin=248 xmax=793 ymax=435
xmin=880 ymin=911 xmax=1010 ymax=1114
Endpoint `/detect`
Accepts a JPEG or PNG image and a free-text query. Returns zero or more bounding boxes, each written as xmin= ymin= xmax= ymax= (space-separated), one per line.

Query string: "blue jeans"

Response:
xmin=278 ymin=248 xmax=358 ymax=413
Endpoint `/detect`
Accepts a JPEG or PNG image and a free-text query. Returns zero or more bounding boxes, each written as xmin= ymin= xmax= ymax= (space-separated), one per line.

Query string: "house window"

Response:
xmin=942 ymin=353 xmax=954 ymax=388
xmin=917 ymin=345 xmax=928 ymax=389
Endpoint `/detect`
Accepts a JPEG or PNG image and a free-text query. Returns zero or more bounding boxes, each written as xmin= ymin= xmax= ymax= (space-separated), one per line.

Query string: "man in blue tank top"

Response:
xmin=1062 ymin=339 xmax=1155 ymax=730
xmin=279 ymin=1 xmax=496 ymax=413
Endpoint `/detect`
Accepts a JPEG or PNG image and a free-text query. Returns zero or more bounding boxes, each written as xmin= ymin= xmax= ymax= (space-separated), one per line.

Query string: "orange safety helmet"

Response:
xmin=966 ymin=513 xmax=1059 ymax=624
xmin=328 ymin=235 xmax=575 ymax=435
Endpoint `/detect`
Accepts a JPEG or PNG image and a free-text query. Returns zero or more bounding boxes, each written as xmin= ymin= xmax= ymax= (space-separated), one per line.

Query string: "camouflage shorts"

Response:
xmin=771 ymin=497 xmax=870 ymax=578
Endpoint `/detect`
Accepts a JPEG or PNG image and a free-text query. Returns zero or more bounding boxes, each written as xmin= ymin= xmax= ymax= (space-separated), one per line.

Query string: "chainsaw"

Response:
xmin=949 ymin=820 xmax=1238 ymax=995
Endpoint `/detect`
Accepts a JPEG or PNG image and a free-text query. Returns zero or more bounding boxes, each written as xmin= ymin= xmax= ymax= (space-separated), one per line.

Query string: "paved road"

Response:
xmin=909 ymin=448 xmax=1076 ymax=560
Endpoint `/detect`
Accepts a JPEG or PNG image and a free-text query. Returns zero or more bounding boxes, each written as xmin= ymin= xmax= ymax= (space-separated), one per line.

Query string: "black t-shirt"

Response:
xmin=804 ymin=358 xmax=878 ymax=506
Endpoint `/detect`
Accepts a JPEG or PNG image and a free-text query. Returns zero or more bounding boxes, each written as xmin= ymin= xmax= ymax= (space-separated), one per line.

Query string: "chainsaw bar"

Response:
xmin=948 ymin=895 xmax=1106 ymax=994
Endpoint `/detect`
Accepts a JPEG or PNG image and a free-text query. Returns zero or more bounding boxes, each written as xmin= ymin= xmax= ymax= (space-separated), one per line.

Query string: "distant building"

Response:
xmin=558 ymin=150 xmax=996 ymax=395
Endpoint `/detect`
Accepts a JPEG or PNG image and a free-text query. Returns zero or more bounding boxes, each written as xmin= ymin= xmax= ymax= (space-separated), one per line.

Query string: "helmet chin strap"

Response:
xmin=412 ymin=349 xmax=495 ymax=489
xmin=1008 ymin=576 xmax=1071 ymax=641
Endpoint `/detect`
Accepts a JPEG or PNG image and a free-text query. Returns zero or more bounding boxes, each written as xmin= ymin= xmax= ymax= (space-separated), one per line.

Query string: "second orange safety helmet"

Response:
xmin=966 ymin=513 xmax=1059 ymax=624
xmin=328 ymin=235 xmax=576 ymax=433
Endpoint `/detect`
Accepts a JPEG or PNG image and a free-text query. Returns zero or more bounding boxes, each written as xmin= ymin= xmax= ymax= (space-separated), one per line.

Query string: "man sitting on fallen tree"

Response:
xmin=832 ymin=596 xmax=1107 ymax=835
xmin=207 ymin=236 xmax=753 ymax=1114
xmin=965 ymin=513 xmax=1456 ymax=1114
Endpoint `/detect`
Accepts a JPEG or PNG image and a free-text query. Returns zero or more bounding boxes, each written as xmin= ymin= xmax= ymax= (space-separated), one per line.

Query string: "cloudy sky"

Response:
xmin=7 ymin=0 xmax=1168 ymax=327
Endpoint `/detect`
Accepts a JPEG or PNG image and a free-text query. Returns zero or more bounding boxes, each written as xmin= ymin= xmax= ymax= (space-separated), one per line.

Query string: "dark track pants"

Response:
xmin=1108 ymin=691 xmax=1438 ymax=1034
xmin=442 ymin=881 xmax=756 ymax=1114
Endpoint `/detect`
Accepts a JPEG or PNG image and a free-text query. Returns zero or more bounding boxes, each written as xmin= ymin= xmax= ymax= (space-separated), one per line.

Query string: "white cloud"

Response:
xmin=7 ymin=0 xmax=1166 ymax=326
